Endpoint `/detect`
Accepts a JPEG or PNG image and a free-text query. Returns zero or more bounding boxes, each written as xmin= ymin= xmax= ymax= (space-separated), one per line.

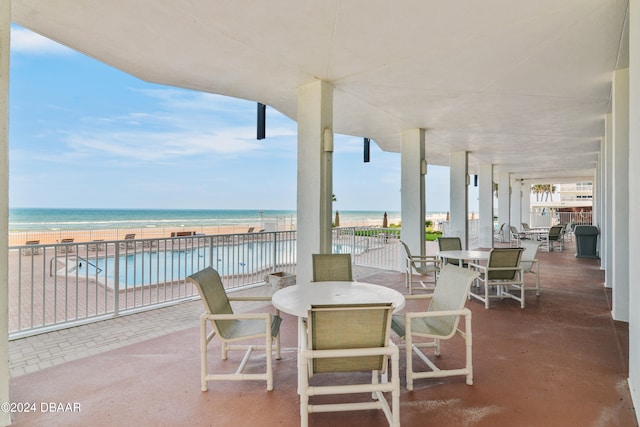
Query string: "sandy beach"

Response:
xmin=8 ymin=212 xmax=448 ymax=247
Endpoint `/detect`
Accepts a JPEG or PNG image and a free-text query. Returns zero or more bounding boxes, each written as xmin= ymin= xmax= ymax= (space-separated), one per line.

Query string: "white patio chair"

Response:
xmin=400 ymin=240 xmax=439 ymax=294
xmin=540 ymin=225 xmax=564 ymax=252
xmin=391 ymin=265 xmax=479 ymax=390
xmin=468 ymin=247 xmax=525 ymax=309
xmin=520 ymin=241 xmax=542 ymax=296
xmin=312 ymin=253 xmax=353 ymax=282
xmin=299 ymin=303 xmax=399 ymax=427
xmin=186 ymin=267 xmax=282 ymax=391
xmin=437 ymin=237 xmax=466 ymax=267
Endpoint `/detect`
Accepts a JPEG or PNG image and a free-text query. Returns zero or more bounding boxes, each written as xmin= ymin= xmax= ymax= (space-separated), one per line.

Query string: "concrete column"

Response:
xmin=400 ymin=129 xmax=426 ymax=257
xmin=612 ymin=67 xmax=629 ymax=322
xmin=449 ymin=151 xmax=469 ymax=248
xmin=521 ymin=183 xmax=531 ymax=227
xmin=627 ymin=0 xmax=639 ymax=416
xmin=605 ymin=113 xmax=613 ymax=288
xmin=497 ymin=172 xmax=511 ymax=242
xmin=296 ymin=80 xmax=333 ymax=286
xmin=594 ymin=151 xmax=603 ymax=264
xmin=0 ymin=1 xmax=11 ymax=425
xmin=510 ymin=179 xmax=522 ymax=232
xmin=478 ymin=164 xmax=494 ymax=248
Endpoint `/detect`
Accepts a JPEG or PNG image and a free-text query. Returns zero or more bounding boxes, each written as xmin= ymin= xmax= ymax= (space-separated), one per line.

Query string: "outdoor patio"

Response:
xmin=7 ymin=240 xmax=637 ymax=426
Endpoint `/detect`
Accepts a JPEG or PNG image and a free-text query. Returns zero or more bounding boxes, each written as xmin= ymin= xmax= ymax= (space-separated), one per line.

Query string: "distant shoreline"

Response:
xmin=8 ymin=209 xmax=449 ymax=246
xmin=9 ymin=207 xmax=449 ymax=232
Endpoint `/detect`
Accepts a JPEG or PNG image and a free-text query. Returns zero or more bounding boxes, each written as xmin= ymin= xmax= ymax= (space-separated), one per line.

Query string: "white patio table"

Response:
xmin=437 ymin=249 xmax=491 ymax=264
xmin=272 ymin=281 xmax=405 ymax=393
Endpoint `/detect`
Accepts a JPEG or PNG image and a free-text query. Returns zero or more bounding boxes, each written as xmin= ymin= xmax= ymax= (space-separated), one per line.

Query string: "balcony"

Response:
xmin=7 ymin=236 xmax=636 ymax=426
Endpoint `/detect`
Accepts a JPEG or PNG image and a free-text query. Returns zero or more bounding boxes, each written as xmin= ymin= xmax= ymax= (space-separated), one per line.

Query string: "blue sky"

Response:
xmin=9 ymin=24 xmax=475 ymax=213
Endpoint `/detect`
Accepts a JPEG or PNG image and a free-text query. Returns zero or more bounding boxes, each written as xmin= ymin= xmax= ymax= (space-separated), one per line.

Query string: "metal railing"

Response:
xmin=9 ymin=231 xmax=297 ymax=339
xmin=9 ymin=226 xmax=412 ymax=339
xmin=333 ymin=227 xmax=403 ymax=270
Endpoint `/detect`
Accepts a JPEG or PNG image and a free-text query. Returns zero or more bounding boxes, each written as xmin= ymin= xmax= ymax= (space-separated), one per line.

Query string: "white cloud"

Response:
xmin=10 ymin=26 xmax=75 ymax=55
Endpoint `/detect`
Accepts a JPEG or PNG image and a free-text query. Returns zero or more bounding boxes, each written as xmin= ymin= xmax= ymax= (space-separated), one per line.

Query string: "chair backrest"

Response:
xmin=520 ymin=241 xmax=541 ymax=273
xmin=307 ymin=303 xmax=393 ymax=374
xmin=487 ymin=248 xmax=524 ymax=280
xmin=437 ymin=237 xmax=463 ymax=266
xmin=187 ymin=267 xmax=235 ymax=338
xmin=400 ymin=240 xmax=412 ymax=258
xmin=521 ymin=223 xmax=530 ymax=231
xmin=426 ymin=264 xmax=480 ymax=336
xmin=437 ymin=237 xmax=462 ymax=251
xmin=509 ymin=226 xmax=519 ymax=237
xmin=312 ymin=253 xmax=353 ymax=281
xmin=548 ymin=225 xmax=564 ymax=240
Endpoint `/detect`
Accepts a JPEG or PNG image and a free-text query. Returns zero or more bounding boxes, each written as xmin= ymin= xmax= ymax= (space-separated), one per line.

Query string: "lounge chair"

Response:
xmin=186 ymin=267 xmax=282 ymax=391
xmin=312 ymin=253 xmax=353 ymax=282
xmin=22 ymin=240 xmax=41 ymax=256
xmin=468 ymin=247 xmax=525 ymax=309
xmin=391 ymin=264 xmax=480 ymax=390
xmin=299 ymin=303 xmax=399 ymax=427
xmin=57 ymin=238 xmax=75 ymax=253
xmin=400 ymin=240 xmax=439 ymax=294
xmin=120 ymin=233 xmax=136 ymax=250
xmin=88 ymin=239 xmax=105 ymax=251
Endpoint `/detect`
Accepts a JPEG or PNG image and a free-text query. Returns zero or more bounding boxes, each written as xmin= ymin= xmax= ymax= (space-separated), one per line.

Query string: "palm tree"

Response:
xmin=543 ymin=184 xmax=556 ymax=201
xmin=532 ymin=184 xmax=546 ymax=202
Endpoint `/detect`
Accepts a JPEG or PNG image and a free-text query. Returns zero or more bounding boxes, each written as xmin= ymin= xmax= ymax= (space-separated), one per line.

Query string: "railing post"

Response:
xmin=208 ymin=236 xmax=214 ymax=268
xmin=114 ymin=243 xmax=120 ymax=316
xmin=271 ymin=232 xmax=278 ymax=274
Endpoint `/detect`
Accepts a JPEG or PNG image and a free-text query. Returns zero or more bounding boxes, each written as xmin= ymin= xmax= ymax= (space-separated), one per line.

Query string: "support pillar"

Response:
xmin=400 ymin=129 xmax=426 ymax=257
xmin=612 ymin=68 xmax=629 ymax=322
xmin=521 ymin=182 xmax=531 ymax=227
xmin=627 ymin=0 xmax=639 ymax=416
xmin=478 ymin=164 xmax=494 ymax=248
xmin=497 ymin=172 xmax=511 ymax=242
xmin=510 ymin=179 xmax=522 ymax=233
xmin=296 ymin=80 xmax=333 ymax=286
xmin=605 ymin=114 xmax=613 ymax=287
xmin=0 ymin=1 xmax=11 ymax=425
xmin=449 ymin=151 xmax=469 ymax=248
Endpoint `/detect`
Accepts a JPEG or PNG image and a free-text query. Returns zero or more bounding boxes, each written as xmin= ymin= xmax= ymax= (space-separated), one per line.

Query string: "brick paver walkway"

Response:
xmin=8 ymin=266 xmax=387 ymax=378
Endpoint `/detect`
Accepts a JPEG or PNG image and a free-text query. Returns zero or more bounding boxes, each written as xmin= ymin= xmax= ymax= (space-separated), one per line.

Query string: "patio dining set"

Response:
xmin=184 ymin=237 xmax=545 ymax=427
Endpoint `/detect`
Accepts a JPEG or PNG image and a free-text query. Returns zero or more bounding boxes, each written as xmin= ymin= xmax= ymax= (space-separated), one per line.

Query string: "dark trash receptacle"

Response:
xmin=574 ymin=225 xmax=599 ymax=259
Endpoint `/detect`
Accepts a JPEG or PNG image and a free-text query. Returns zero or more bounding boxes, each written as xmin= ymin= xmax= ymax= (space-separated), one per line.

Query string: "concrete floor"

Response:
xmin=7 ymin=240 xmax=638 ymax=427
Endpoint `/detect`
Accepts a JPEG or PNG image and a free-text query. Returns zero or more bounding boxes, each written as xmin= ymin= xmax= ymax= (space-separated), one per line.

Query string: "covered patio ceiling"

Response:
xmin=11 ymin=0 xmax=629 ymax=182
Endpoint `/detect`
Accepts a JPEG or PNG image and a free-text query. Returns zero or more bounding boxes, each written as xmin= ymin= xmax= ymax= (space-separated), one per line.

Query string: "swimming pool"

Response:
xmin=73 ymin=240 xmax=365 ymax=289
xmin=75 ymin=241 xmax=288 ymax=289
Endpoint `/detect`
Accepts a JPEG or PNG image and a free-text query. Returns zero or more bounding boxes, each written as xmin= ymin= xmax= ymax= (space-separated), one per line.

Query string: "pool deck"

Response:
xmin=6 ymin=239 xmax=638 ymax=426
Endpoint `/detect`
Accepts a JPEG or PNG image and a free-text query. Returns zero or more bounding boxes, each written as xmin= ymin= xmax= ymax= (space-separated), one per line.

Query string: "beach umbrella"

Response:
xmin=334 ymin=211 xmax=340 ymax=227
xmin=383 ymin=212 xmax=388 ymax=228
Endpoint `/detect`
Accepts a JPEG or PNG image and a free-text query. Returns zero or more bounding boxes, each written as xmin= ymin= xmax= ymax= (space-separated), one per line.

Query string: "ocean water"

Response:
xmin=8 ymin=208 xmax=407 ymax=231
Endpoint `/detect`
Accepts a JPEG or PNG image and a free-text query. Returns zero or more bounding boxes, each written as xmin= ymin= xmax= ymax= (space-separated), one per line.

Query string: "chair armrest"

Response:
xmin=201 ymin=312 xmax=272 ymax=321
xmin=301 ymin=343 xmax=398 ymax=360
xmin=407 ymin=255 xmax=438 ymax=262
xmin=405 ymin=308 xmax=470 ymax=319
xmin=404 ymin=294 xmax=434 ymax=301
